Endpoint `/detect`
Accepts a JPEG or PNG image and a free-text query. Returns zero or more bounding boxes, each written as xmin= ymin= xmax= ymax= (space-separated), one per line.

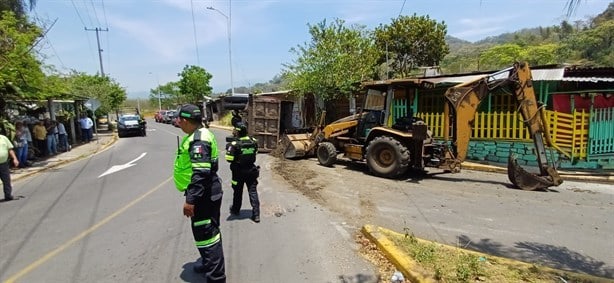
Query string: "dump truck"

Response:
xmin=281 ymin=62 xmax=563 ymax=191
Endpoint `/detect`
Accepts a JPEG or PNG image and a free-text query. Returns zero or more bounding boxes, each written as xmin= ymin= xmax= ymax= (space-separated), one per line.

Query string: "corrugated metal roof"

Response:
xmin=361 ymin=65 xmax=614 ymax=89
xmin=532 ymin=68 xmax=565 ymax=81
xmin=562 ymin=77 xmax=614 ymax=82
xmin=423 ymin=74 xmax=488 ymax=85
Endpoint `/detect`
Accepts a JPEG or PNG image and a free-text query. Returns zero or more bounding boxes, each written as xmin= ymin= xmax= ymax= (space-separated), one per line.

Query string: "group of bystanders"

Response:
xmin=1 ymin=114 xmax=96 ymax=202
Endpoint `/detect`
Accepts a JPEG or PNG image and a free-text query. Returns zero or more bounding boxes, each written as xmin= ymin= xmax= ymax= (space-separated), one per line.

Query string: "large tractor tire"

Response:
xmin=317 ymin=142 xmax=337 ymax=167
xmin=366 ymin=136 xmax=410 ymax=178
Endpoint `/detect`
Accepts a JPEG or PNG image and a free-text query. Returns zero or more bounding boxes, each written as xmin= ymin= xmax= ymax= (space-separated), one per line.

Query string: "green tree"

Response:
xmin=0 ymin=0 xmax=36 ymax=18
xmin=561 ymin=20 xmax=614 ymax=65
xmin=479 ymin=44 xmax=525 ymax=70
xmin=0 ymin=11 xmax=45 ymax=117
xmin=66 ymin=72 xmax=127 ymax=116
xmin=374 ymin=14 xmax=449 ymax=78
xmin=526 ymin=44 xmax=559 ymax=66
xmin=559 ymin=20 xmax=574 ymax=40
xmin=284 ymin=18 xmax=378 ymax=102
xmin=150 ymin=81 xmax=181 ymax=109
xmin=177 ymin=65 xmax=212 ymax=104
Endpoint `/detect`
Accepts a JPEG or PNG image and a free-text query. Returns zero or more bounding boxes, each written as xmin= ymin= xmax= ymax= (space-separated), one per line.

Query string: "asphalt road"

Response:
xmin=0 ymin=121 xmax=377 ymax=283
xmin=272 ymin=153 xmax=614 ymax=279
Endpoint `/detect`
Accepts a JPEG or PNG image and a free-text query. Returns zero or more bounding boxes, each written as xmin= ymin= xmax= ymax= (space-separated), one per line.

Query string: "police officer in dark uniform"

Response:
xmin=173 ymin=104 xmax=226 ymax=282
xmin=225 ymin=122 xmax=261 ymax=223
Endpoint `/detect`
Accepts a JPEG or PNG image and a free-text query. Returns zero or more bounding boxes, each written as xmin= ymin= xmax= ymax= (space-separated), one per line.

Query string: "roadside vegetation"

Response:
xmin=358 ymin=227 xmax=612 ymax=283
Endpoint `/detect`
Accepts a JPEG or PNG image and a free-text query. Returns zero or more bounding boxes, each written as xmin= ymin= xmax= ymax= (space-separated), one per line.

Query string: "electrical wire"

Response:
xmin=190 ymin=0 xmax=201 ymax=66
xmin=70 ymin=0 xmax=87 ymax=28
xmin=398 ymin=0 xmax=406 ymax=17
xmin=80 ymin=0 xmax=95 ymax=27
xmin=89 ymin=0 xmax=102 ymax=28
xmin=101 ymin=0 xmax=109 ymax=29
xmin=101 ymin=0 xmax=111 ymax=77
xmin=71 ymin=0 xmax=97 ymax=65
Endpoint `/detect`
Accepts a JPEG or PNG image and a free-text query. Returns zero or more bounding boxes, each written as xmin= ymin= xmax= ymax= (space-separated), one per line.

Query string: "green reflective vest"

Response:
xmin=173 ymin=127 xmax=218 ymax=192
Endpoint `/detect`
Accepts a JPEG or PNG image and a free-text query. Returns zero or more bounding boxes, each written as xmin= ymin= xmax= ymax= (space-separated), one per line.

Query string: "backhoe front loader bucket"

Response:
xmin=282 ymin=133 xmax=315 ymax=159
xmin=507 ymin=154 xmax=563 ymax=191
xmin=281 ymin=111 xmax=326 ymax=159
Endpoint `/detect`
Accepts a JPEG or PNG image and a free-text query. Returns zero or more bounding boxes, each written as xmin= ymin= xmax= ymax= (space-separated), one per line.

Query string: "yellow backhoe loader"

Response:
xmin=282 ymin=62 xmax=563 ymax=190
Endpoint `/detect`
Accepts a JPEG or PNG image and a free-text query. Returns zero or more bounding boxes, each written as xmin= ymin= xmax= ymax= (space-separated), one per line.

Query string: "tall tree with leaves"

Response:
xmin=177 ymin=65 xmax=212 ymax=105
xmin=66 ymin=72 xmax=127 ymax=117
xmin=559 ymin=20 xmax=614 ymax=65
xmin=0 ymin=0 xmax=36 ymax=18
xmin=284 ymin=18 xmax=379 ymax=102
xmin=0 ymin=11 xmax=45 ymax=117
xmin=374 ymin=14 xmax=449 ymax=78
xmin=149 ymin=81 xmax=180 ymax=109
xmin=479 ymin=44 xmax=525 ymax=70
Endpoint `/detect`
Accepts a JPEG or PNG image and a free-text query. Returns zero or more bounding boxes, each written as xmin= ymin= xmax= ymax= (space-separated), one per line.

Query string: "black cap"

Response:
xmin=234 ymin=121 xmax=248 ymax=136
xmin=179 ymin=104 xmax=202 ymax=121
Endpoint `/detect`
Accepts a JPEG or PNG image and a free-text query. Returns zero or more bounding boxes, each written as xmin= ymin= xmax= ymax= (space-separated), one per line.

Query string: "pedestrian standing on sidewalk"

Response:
xmin=14 ymin=121 xmax=28 ymax=168
xmin=225 ymin=121 xmax=261 ymax=223
xmin=45 ymin=120 xmax=58 ymax=156
xmin=79 ymin=114 xmax=93 ymax=143
xmin=173 ymin=104 xmax=225 ymax=282
xmin=0 ymin=133 xmax=19 ymax=201
xmin=32 ymin=120 xmax=47 ymax=157
xmin=57 ymin=120 xmax=69 ymax=152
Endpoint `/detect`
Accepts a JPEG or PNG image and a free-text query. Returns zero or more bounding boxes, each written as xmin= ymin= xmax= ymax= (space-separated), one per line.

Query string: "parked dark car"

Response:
xmin=163 ymin=110 xmax=176 ymax=124
xmin=117 ymin=115 xmax=146 ymax=137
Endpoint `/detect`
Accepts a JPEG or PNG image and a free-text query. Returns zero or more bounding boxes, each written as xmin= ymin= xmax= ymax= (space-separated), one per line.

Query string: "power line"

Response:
xmin=70 ymin=0 xmax=87 ymax=27
xmin=32 ymin=14 xmax=67 ymax=71
xmin=101 ymin=0 xmax=109 ymax=29
xmin=89 ymin=0 xmax=102 ymax=27
xmin=190 ymin=0 xmax=201 ymax=66
xmin=101 ymin=0 xmax=111 ymax=76
xmin=81 ymin=0 xmax=95 ymax=27
xmin=71 ymin=0 xmax=97 ymax=64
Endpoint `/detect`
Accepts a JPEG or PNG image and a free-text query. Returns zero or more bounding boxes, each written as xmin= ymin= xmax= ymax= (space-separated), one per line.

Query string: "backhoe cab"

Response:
xmin=282 ymin=62 xmax=563 ymax=190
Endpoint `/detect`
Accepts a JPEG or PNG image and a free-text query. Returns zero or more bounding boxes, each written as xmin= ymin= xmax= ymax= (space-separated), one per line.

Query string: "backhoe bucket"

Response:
xmin=507 ymin=154 xmax=562 ymax=191
xmin=282 ymin=133 xmax=314 ymax=159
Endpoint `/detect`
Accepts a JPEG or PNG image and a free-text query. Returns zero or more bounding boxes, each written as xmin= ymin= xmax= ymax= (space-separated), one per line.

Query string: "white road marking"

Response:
xmin=98 ymin=152 xmax=147 ymax=178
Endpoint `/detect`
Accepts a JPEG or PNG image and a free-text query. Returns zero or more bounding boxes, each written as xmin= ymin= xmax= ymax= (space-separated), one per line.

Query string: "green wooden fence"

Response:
xmin=589 ymin=108 xmax=614 ymax=156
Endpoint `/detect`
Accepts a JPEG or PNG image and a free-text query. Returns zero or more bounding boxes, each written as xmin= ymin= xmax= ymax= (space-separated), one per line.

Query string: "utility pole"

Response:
xmin=85 ymin=27 xmax=109 ymax=77
xmin=149 ymin=72 xmax=162 ymax=111
xmin=85 ymin=27 xmax=108 ymax=140
xmin=206 ymin=5 xmax=234 ymax=96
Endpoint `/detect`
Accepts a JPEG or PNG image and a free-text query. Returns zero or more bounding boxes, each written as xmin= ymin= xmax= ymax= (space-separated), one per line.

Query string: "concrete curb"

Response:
xmin=361 ymin=225 xmax=430 ymax=283
xmin=361 ymin=225 xmax=614 ymax=283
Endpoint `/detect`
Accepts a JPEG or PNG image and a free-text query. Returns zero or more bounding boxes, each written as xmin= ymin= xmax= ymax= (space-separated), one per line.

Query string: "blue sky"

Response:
xmin=31 ymin=0 xmax=611 ymax=99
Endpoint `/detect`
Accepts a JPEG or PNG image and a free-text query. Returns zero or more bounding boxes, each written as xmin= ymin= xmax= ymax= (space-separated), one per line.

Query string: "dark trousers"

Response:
xmin=191 ymin=195 xmax=225 ymax=282
xmin=58 ymin=134 xmax=69 ymax=151
xmin=0 ymin=161 xmax=12 ymax=199
xmin=35 ymin=139 xmax=46 ymax=156
xmin=81 ymin=128 xmax=91 ymax=142
xmin=230 ymin=166 xmax=260 ymax=216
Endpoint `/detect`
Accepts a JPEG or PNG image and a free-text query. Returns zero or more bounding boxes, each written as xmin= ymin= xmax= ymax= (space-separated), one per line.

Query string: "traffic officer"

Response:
xmin=173 ymin=104 xmax=226 ymax=282
xmin=225 ymin=121 xmax=261 ymax=223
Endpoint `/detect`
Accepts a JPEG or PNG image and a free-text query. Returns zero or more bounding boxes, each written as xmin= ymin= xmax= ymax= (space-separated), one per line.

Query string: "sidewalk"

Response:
xmin=10 ymin=131 xmax=117 ymax=182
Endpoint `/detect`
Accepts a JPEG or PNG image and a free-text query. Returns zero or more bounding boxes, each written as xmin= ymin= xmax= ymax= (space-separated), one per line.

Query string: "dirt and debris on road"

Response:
xmin=268 ymin=152 xmax=614 ymax=280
